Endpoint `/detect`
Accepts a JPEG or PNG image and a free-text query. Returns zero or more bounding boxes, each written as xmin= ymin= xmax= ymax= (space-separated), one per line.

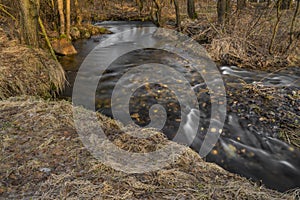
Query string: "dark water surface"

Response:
xmin=59 ymin=21 xmax=300 ymax=192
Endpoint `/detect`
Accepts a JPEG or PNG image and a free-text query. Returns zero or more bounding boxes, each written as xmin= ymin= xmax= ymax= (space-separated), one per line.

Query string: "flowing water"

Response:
xmin=59 ymin=21 xmax=300 ymax=192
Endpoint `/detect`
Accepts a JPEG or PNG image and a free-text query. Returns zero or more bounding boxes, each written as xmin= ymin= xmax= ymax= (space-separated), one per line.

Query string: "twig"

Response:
xmin=38 ymin=16 xmax=58 ymax=63
xmin=269 ymin=0 xmax=283 ymax=54
xmin=286 ymin=0 xmax=300 ymax=52
xmin=0 ymin=4 xmax=17 ymax=21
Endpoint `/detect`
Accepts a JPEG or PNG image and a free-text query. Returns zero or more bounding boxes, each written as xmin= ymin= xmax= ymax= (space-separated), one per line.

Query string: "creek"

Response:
xmin=59 ymin=21 xmax=300 ymax=192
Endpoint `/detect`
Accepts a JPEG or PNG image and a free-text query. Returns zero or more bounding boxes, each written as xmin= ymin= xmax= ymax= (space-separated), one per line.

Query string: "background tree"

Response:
xmin=237 ymin=0 xmax=247 ymax=10
xmin=217 ymin=0 xmax=231 ymax=24
xmin=187 ymin=0 xmax=197 ymax=19
xmin=19 ymin=0 xmax=40 ymax=47
xmin=151 ymin=0 xmax=162 ymax=26
xmin=66 ymin=0 xmax=70 ymax=38
xmin=170 ymin=0 xmax=180 ymax=28
xmin=57 ymin=0 xmax=65 ymax=35
xmin=280 ymin=0 xmax=293 ymax=10
xmin=74 ymin=0 xmax=82 ymax=25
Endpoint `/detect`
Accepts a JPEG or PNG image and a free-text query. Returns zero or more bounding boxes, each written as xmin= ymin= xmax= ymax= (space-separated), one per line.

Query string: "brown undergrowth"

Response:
xmin=0 ymin=96 xmax=299 ymax=199
xmin=182 ymin=2 xmax=300 ymax=69
xmin=0 ymin=28 xmax=65 ymax=99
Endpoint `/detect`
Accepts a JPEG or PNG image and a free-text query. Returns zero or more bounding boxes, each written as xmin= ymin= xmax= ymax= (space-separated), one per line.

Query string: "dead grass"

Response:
xmin=0 ymin=28 xmax=65 ymax=99
xmin=0 ymin=96 xmax=299 ymax=199
xmin=182 ymin=3 xmax=300 ymax=69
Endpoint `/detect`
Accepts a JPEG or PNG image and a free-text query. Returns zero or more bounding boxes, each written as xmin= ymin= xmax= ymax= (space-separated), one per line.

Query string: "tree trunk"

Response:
xmin=237 ymin=0 xmax=247 ymax=10
xmin=66 ymin=0 xmax=70 ymax=39
xmin=187 ymin=0 xmax=197 ymax=19
xmin=19 ymin=0 xmax=40 ymax=47
xmin=217 ymin=0 xmax=231 ymax=24
xmin=217 ymin=0 xmax=226 ymax=24
xmin=152 ymin=0 xmax=162 ymax=26
xmin=225 ymin=0 xmax=231 ymax=23
xmin=74 ymin=0 xmax=82 ymax=25
xmin=279 ymin=0 xmax=292 ymax=10
xmin=174 ymin=0 xmax=181 ymax=28
xmin=57 ymin=0 xmax=65 ymax=35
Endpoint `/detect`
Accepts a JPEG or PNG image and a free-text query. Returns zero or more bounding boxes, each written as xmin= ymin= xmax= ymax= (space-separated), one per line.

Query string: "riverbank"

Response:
xmin=0 ymin=96 xmax=299 ymax=199
xmin=0 ymin=28 xmax=65 ymax=99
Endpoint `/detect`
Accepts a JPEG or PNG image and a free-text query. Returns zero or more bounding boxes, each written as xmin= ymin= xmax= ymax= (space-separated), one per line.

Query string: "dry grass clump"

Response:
xmin=0 ymin=96 xmax=299 ymax=199
xmin=0 ymin=28 xmax=65 ymax=99
xmin=179 ymin=2 xmax=300 ymax=69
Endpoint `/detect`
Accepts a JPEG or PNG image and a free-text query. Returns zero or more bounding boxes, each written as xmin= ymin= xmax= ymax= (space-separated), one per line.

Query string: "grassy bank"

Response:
xmin=0 ymin=28 xmax=65 ymax=99
xmin=0 ymin=96 xmax=299 ymax=199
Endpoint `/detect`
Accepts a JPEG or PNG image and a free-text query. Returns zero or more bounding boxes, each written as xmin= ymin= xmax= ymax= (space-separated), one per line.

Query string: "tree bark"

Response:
xmin=280 ymin=0 xmax=292 ymax=10
xmin=66 ymin=0 xmax=70 ymax=39
xmin=174 ymin=0 xmax=181 ymax=28
xmin=57 ymin=0 xmax=65 ymax=35
xmin=217 ymin=0 xmax=226 ymax=24
xmin=217 ymin=0 xmax=231 ymax=24
xmin=237 ymin=0 xmax=247 ymax=10
xmin=225 ymin=0 xmax=231 ymax=23
xmin=187 ymin=0 xmax=197 ymax=19
xmin=19 ymin=0 xmax=40 ymax=47
xmin=152 ymin=0 xmax=162 ymax=26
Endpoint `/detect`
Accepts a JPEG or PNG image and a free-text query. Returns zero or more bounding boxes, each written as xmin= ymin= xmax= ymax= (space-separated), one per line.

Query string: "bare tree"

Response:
xmin=187 ymin=0 xmax=197 ymax=19
xmin=217 ymin=0 xmax=231 ymax=24
xmin=173 ymin=0 xmax=181 ymax=28
xmin=57 ymin=0 xmax=65 ymax=35
xmin=151 ymin=0 xmax=162 ymax=26
xmin=280 ymin=0 xmax=293 ymax=10
xmin=74 ymin=0 xmax=82 ymax=25
xmin=237 ymin=0 xmax=247 ymax=10
xmin=19 ymin=0 xmax=40 ymax=47
xmin=66 ymin=0 xmax=70 ymax=38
